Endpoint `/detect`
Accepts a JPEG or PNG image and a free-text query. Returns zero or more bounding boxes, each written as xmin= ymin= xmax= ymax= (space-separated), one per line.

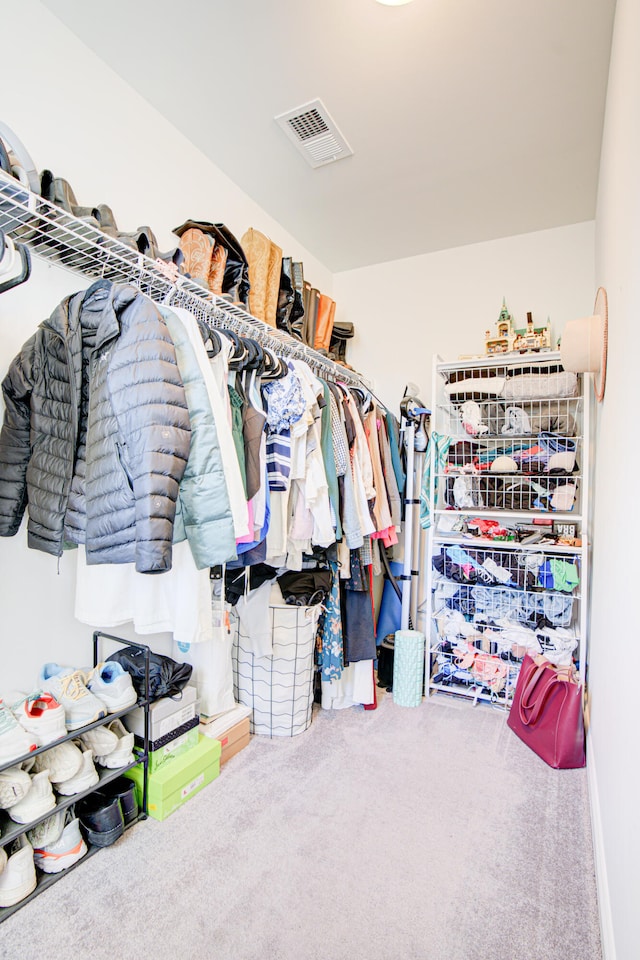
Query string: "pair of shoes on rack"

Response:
xmin=0 ymin=701 xmax=37 ymax=766
xmin=31 ymin=811 xmax=87 ymax=875
xmin=40 ymin=170 xmax=101 ymax=227
xmin=0 ymin=816 xmax=88 ymax=905
xmin=39 ymin=171 xmax=184 ymax=274
xmin=0 ymin=837 xmax=37 ymax=907
xmin=37 ymin=660 xmax=137 ymax=730
xmin=77 ymin=776 xmax=138 ymax=848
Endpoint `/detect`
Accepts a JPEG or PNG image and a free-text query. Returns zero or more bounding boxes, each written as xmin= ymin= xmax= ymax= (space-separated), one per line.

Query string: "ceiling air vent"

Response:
xmin=274 ymin=99 xmax=353 ymax=168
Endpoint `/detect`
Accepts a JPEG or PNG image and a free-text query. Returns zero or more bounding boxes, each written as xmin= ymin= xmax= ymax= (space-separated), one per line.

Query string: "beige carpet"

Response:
xmin=0 ymin=691 xmax=601 ymax=960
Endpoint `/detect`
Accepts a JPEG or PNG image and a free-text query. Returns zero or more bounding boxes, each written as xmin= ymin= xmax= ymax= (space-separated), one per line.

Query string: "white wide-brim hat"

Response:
xmin=560 ymin=287 xmax=608 ymax=401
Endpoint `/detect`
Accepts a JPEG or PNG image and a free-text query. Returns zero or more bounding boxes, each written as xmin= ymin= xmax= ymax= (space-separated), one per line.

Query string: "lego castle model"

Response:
xmin=485 ymin=300 xmax=552 ymax=355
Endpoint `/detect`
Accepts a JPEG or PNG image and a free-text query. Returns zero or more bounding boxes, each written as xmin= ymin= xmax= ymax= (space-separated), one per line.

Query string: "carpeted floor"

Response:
xmin=0 ymin=692 xmax=601 ymax=960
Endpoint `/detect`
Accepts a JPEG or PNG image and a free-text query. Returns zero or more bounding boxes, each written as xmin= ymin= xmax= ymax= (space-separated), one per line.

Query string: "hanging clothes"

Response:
xmin=316 ymin=558 xmax=344 ymax=682
xmin=342 ymin=551 xmax=377 ymax=663
xmin=169 ymin=305 xmax=250 ymax=541
xmin=160 ymin=306 xmax=236 ymax=567
xmin=0 ymin=282 xmax=191 ymax=573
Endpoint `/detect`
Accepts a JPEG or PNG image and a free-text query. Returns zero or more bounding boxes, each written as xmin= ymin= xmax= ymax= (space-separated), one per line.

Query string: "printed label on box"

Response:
xmin=162 ymin=731 xmax=189 ymax=757
xmin=181 ymin=773 xmax=205 ymax=799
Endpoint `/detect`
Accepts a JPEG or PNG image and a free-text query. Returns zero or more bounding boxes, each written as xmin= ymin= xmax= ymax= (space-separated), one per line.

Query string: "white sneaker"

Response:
xmin=32 ymin=739 xmax=83 ymax=784
xmin=0 ymin=763 xmax=33 ymax=810
xmin=8 ymin=769 xmax=56 ymax=824
xmin=77 ymin=723 xmax=119 ymax=758
xmin=55 ymin=746 xmax=99 ymax=796
xmin=33 ymin=817 xmax=87 ymax=874
xmin=38 ymin=664 xmax=107 ymax=731
xmin=0 ymin=847 xmax=6 ymax=874
xmin=11 ymin=691 xmax=66 ymax=746
xmin=85 ymin=662 xmax=137 ymax=713
xmin=0 ymin=702 xmax=37 ymax=765
xmin=94 ymin=718 xmax=135 ymax=769
xmin=27 ymin=809 xmax=66 ymax=848
xmin=0 ymin=836 xmax=37 ymax=907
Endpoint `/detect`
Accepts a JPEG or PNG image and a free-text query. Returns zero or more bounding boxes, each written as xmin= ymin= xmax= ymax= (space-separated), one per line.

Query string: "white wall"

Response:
xmin=589 ymin=0 xmax=640 ymax=957
xmin=0 ymin=1 xmax=333 ymax=690
xmin=334 ymin=222 xmax=595 ymax=412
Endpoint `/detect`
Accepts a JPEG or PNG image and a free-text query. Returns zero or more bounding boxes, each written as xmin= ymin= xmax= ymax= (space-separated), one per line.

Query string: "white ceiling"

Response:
xmin=43 ymin=0 xmax=616 ymax=273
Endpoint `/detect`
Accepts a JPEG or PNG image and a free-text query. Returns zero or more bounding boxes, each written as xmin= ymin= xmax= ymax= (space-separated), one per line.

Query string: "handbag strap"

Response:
xmin=518 ymin=657 xmax=577 ymax=726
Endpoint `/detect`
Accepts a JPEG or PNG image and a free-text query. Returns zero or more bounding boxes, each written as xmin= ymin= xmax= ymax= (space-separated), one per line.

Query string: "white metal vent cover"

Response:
xmin=274 ymin=99 xmax=353 ymax=168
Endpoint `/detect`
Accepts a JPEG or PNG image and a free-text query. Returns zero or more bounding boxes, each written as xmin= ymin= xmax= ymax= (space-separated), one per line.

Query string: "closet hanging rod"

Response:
xmin=0 ymin=170 xmax=367 ymax=389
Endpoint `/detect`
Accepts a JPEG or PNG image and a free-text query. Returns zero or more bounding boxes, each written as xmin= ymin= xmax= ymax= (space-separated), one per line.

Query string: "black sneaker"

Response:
xmin=96 ymin=776 xmax=138 ymax=826
xmin=77 ymin=794 xmax=124 ymax=848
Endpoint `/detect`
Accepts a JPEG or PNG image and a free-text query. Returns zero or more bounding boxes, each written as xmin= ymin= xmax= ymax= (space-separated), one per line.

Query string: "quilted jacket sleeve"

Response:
xmin=108 ymin=298 xmax=191 ymax=573
xmin=0 ymin=333 xmax=37 ymax=536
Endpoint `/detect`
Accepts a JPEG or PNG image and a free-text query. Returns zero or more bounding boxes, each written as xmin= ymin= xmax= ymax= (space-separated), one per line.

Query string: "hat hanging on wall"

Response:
xmin=560 ymin=286 xmax=608 ymax=402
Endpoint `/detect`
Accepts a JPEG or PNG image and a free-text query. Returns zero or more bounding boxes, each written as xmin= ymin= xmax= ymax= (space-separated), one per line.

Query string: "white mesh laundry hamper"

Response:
xmin=231 ymin=587 xmax=322 ymax=737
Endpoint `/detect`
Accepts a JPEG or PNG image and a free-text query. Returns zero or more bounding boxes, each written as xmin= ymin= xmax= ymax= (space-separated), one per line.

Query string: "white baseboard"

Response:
xmin=587 ymin=730 xmax=616 ymax=959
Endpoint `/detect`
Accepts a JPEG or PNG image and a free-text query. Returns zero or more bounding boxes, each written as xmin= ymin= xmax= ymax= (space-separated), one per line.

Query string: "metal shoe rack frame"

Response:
xmin=0 ymin=633 xmax=149 ymax=923
xmin=0 ymin=170 xmax=367 ymax=388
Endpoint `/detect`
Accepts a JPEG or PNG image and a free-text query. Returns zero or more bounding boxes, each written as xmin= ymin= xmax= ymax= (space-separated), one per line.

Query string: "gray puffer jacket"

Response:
xmin=0 ymin=281 xmax=191 ymax=573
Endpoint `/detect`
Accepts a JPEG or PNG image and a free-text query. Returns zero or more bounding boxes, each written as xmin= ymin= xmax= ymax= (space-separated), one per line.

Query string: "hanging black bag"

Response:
xmin=106 ymin=648 xmax=193 ymax=703
xmin=277 ymin=569 xmax=332 ymax=606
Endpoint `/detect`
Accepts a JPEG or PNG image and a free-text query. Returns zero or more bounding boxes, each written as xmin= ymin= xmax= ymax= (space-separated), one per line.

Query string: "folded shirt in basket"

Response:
xmin=501 ymin=371 xmax=578 ymax=399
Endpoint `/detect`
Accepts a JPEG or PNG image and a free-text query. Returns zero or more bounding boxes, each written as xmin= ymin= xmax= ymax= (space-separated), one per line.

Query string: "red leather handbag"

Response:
xmin=507 ymin=654 xmax=586 ymax=769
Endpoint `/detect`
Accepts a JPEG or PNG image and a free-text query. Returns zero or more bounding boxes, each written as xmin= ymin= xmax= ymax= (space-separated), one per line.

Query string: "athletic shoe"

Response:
xmin=11 ymin=691 xmax=66 ymax=746
xmin=93 ymin=718 xmax=135 ymax=769
xmin=8 ymin=769 xmax=56 ymax=824
xmin=85 ymin=662 xmax=137 ymax=713
xmin=0 ymin=846 xmax=6 ymax=875
xmin=77 ymin=794 xmax=124 ymax=848
xmin=33 ymin=816 xmax=87 ymax=874
xmin=0 ymin=763 xmax=33 ymax=810
xmin=77 ymin=723 xmax=118 ymax=758
xmin=0 ymin=702 xmax=37 ymax=765
xmin=55 ymin=746 xmax=99 ymax=796
xmin=37 ymin=664 xmax=107 ymax=731
xmin=27 ymin=809 xmax=66 ymax=848
xmin=0 ymin=836 xmax=37 ymax=907
xmin=32 ymin=739 xmax=83 ymax=784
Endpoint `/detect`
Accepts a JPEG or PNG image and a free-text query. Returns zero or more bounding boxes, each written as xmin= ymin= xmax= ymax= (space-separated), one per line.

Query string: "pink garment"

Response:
xmin=236 ymin=499 xmax=255 ymax=545
xmin=372 ymin=526 xmax=399 ymax=548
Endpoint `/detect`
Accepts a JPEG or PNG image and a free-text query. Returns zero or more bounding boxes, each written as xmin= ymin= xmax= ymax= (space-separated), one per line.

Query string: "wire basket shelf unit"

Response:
xmin=423 ymin=351 xmax=590 ymax=710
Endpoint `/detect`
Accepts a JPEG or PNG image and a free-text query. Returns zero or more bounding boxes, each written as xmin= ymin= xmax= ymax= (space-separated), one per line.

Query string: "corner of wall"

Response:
xmin=587 ymin=731 xmax=616 ymax=960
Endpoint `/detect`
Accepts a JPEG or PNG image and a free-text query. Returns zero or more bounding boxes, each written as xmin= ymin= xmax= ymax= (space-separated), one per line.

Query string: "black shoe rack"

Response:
xmin=0 ymin=632 xmax=149 ymax=922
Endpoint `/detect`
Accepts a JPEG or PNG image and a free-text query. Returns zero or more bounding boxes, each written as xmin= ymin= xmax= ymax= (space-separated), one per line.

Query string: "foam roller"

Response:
xmin=393 ymin=630 xmax=426 ymax=707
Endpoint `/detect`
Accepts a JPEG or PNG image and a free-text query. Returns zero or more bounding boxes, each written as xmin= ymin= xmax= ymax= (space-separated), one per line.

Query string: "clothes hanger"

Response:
xmin=197 ymin=321 xmax=222 ymax=358
xmin=261 ymin=348 xmax=288 ymax=381
xmin=223 ymin=329 xmax=249 ymax=369
xmin=0 ymin=230 xmax=31 ymax=295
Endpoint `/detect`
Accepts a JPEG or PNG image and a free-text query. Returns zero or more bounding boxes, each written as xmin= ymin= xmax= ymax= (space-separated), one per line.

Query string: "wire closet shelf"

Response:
xmin=0 ymin=170 xmax=366 ymax=388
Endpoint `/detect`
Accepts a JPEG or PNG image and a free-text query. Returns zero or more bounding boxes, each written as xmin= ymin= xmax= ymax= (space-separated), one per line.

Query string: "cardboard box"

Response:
xmin=219 ymin=723 xmax=251 ymax=766
xmin=201 ymin=716 xmax=251 ymax=766
xmin=123 ymin=685 xmax=198 ymax=743
xmin=125 ymin=734 xmax=221 ymax=821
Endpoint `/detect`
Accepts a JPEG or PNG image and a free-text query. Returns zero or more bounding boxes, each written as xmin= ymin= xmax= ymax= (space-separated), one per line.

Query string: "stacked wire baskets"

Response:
xmin=232 ymin=601 xmax=322 ymax=737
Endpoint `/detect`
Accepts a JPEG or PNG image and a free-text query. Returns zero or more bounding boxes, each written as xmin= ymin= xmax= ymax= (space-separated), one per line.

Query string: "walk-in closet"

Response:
xmin=0 ymin=2 xmax=636 ymax=959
